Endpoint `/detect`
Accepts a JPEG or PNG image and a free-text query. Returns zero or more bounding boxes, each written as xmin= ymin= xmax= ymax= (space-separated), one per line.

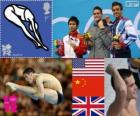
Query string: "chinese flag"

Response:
xmin=72 ymin=77 xmax=104 ymax=97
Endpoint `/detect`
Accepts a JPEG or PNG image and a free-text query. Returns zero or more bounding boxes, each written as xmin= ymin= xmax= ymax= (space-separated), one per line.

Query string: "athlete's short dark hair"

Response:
xmin=112 ymin=1 xmax=123 ymax=10
xmin=68 ymin=16 xmax=79 ymax=26
xmin=93 ymin=6 xmax=102 ymax=14
xmin=23 ymin=68 xmax=35 ymax=74
xmin=111 ymin=69 xmax=132 ymax=90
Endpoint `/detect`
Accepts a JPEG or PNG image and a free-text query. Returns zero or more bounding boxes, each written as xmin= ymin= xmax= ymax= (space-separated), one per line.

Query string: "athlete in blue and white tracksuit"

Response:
xmin=111 ymin=17 xmax=139 ymax=57
xmin=111 ymin=2 xmax=139 ymax=58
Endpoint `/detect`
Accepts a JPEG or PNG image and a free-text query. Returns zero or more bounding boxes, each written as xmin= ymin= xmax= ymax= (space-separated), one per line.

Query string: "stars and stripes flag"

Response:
xmin=72 ymin=59 xmax=104 ymax=77
xmin=72 ymin=96 xmax=104 ymax=116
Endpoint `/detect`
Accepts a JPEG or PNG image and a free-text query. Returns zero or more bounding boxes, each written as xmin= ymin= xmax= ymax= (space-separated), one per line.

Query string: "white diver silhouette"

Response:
xmin=4 ymin=4 xmax=49 ymax=51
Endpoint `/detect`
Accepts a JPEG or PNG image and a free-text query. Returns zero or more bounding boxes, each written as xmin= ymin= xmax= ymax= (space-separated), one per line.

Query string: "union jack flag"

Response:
xmin=72 ymin=96 xmax=104 ymax=116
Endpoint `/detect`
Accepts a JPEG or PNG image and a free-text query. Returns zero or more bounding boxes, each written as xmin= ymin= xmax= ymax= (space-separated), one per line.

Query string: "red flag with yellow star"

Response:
xmin=72 ymin=77 xmax=104 ymax=96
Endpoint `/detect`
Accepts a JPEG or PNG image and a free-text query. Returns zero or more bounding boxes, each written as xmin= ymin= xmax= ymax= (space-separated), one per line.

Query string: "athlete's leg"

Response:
xmin=30 ymin=20 xmax=48 ymax=50
xmin=6 ymin=82 xmax=39 ymax=100
xmin=43 ymin=88 xmax=59 ymax=104
xmin=4 ymin=6 xmax=41 ymax=47
xmin=25 ymin=9 xmax=48 ymax=50
xmin=6 ymin=82 xmax=63 ymax=104
xmin=6 ymin=82 xmax=36 ymax=93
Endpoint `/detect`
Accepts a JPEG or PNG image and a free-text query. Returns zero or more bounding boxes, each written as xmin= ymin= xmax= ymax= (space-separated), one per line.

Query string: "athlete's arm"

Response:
xmin=106 ymin=64 xmax=127 ymax=116
xmin=124 ymin=20 xmax=138 ymax=45
xmin=34 ymin=76 xmax=45 ymax=99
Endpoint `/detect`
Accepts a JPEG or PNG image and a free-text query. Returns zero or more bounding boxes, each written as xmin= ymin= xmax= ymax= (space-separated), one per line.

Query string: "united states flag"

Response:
xmin=72 ymin=96 xmax=104 ymax=116
xmin=72 ymin=59 xmax=104 ymax=77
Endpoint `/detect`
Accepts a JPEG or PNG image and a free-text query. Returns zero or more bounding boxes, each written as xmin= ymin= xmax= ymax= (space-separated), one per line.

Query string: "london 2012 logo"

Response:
xmin=2 ymin=44 xmax=12 ymax=56
xmin=3 ymin=95 xmax=17 ymax=112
